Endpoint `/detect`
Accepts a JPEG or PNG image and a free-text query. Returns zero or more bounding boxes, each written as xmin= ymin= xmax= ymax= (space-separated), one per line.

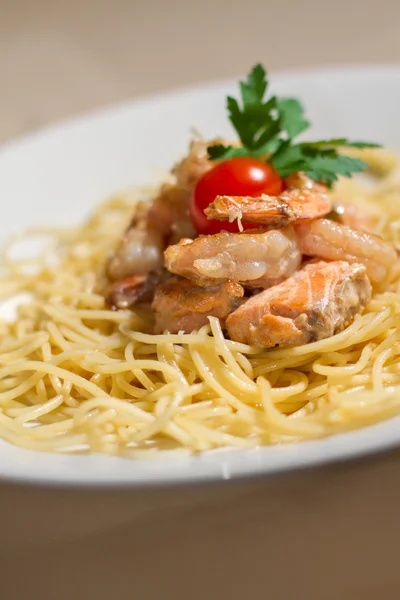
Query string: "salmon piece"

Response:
xmin=164 ymin=226 xmax=301 ymax=288
xmin=152 ymin=277 xmax=244 ymax=334
xmin=204 ymin=173 xmax=331 ymax=230
xmin=226 ymin=261 xmax=372 ymax=348
xmin=296 ymin=218 xmax=397 ymax=284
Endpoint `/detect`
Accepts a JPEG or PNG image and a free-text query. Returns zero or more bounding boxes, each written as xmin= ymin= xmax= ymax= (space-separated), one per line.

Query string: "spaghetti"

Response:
xmin=1 ymin=149 xmax=400 ymax=456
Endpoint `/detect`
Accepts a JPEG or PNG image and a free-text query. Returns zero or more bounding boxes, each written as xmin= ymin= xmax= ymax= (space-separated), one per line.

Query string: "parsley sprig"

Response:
xmin=208 ymin=64 xmax=380 ymax=186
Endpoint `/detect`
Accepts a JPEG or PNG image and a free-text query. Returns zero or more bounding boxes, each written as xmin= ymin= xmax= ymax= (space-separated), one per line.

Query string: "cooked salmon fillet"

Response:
xmin=226 ymin=261 xmax=372 ymax=348
xmin=152 ymin=276 xmax=244 ymax=334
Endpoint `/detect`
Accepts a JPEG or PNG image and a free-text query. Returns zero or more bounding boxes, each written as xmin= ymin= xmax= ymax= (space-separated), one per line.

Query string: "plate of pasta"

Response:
xmin=1 ymin=65 xmax=400 ymax=486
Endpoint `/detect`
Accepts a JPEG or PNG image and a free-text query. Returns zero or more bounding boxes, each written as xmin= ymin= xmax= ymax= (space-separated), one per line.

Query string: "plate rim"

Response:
xmin=2 ymin=62 xmax=400 ymax=154
xmin=1 ymin=63 xmax=400 ymax=488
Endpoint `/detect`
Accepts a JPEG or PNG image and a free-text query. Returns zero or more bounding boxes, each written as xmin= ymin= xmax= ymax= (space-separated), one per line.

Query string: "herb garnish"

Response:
xmin=208 ymin=64 xmax=380 ymax=186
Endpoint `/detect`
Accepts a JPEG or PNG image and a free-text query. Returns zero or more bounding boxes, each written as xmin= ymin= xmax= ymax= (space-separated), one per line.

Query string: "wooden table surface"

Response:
xmin=1 ymin=1 xmax=400 ymax=598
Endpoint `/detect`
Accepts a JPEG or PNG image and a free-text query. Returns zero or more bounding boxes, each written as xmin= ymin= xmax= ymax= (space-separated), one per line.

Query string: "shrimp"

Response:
xmin=107 ymin=138 xmax=224 ymax=283
xmin=152 ymin=276 xmax=244 ymax=334
xmin=226 ymin=261 xmax=372 ymax=348
xmin=326 ymin=202 xmax=375 ymax=232
xmin=204 ymin=173 xmax=331 ymax=230
xmin=172 ymin=139 xmax=215 ymax=191
xmin=107 ymin=202 xmax=165 ymax=282
xmin=296 ymin=218 xmax=397 ymax=284
xmin=164 ymin=226 xmax=302 ymax=288
xmin=106 ymin=271 xmax=166 ymax=310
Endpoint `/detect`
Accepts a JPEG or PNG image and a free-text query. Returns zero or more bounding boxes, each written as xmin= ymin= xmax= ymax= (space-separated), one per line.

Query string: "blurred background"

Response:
xmin=1 ymin=0 xmax=400 ymax=143
xmin=1 ymin=1 xmax=400 ymax=599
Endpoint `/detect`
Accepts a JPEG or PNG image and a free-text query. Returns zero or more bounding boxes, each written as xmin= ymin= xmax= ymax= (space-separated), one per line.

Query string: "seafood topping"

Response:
xmin=326 ymin=202 xmax=374 ymax=232
xmin=204 ymin=173 xmax=331 ymax=230
xmin=172 ymin=139 xmax=216 ymax=192
xmin=226 ymin=261 xmax=372 ymax=348
xmin=164 ymin=226 xmax=301 ymax=288
xmin=107 ymin=139 xmax=220 ymax=291
xmin=104 ymin=64 xmax=384 ymax=348
xmin=190 ymin=157 xmax=284 ymax=235
xmin=152 ymin=277 xmax=244 ymax=334
xmin=296 ymin=218 xmax=397 ymax=284
xmin=106 ymin=271 xmax=166 ymax=310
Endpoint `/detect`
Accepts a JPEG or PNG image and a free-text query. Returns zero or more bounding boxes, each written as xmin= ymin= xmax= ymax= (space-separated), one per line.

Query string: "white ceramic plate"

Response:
xmin=1 ymin=66 xmax=400 ymax=487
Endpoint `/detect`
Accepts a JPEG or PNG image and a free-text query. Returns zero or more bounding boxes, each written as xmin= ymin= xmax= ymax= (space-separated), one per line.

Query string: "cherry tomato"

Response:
xmin=190 ymin=157 xmax=284 ymax=235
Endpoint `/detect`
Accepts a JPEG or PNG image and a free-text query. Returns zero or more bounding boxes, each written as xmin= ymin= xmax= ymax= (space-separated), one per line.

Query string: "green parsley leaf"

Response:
xmin=301 ymin=139 xmax=381 ymax=150
xmin=276 ymin=98 xmax=310 ymax=139
xmin=343 ymin=141 xmax=381 ymax=148
xmin=269 ymin=141 xmax=305 ymax=175
xmin=270 ymin=142 xmax=368 ymax=185
xmin=239 ymin=63 xmax=267 ymax=110
xmin=207 ymin=145 xmax=250 ymax=160
xmin=302 ymin=155 xmax=368 ymax=185
xmin=225 ymin=64 xmax=280 ymax=151
xmin=207 ymin=141 xmax=280 ymax=161
xmin=226 ymin=97 xmax=250 ymax=147
xmin=207 ymin=63 xmax=381 ymax=185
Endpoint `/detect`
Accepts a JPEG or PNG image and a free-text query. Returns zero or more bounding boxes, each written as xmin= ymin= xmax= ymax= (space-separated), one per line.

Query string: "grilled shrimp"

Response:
xmin=226 ymin=261 xmax=372 ymax=348
xmin=296 ymin=218 xmax=397 ymax=284
xmin=107 ymin=138 xmax=228 ymax=284
xmin=152 ymin=276 xmax=244 ymax=334
xmin=164 ymin=226 xmax=302 ymax=288
xmin=172 ymin=139 xmax=216 ymax=191
xmin=204 ymin=173 xmax=331 ymax=229
xmin=106 ymin=271 xmax=166 ymax=310
xmin=326 ymin=202 xmax=375 ymax=232
xmin=107 ymin=202 xmax=165 ymax=282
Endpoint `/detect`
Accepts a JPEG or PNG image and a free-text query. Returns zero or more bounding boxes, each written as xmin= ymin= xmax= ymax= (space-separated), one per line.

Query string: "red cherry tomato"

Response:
xmin=190 ymin=157 xmax=284 ymax=235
